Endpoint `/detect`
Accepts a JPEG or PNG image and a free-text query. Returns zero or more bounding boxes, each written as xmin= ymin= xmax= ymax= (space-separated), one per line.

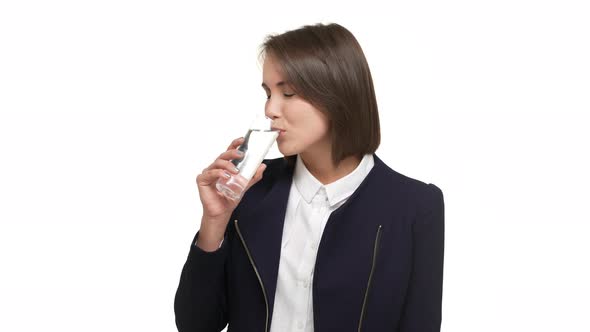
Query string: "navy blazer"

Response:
xmin=174 ymin=154 xmax=445 ymax=332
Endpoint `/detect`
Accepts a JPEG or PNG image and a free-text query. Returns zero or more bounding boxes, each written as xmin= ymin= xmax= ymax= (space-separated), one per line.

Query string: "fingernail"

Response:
xmin=233 ymin=167 xmax=240 ymax=173
xmin=224 ymin=171 xmax=231 ymax=178
xmin=237 ymin=150 xmax=244 ymax=156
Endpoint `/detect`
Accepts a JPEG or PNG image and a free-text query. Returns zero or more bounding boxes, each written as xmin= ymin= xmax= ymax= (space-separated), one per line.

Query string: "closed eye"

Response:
xmin=266 ymin=93 xmax=296 ymax=99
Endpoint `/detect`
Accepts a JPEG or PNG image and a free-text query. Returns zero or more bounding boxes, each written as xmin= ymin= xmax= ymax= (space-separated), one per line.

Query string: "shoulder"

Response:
xmin=260 ymin=154 xmax=444 ymax=204
xmin=371 ymin=154 xmax=444 ymax=218
xmin=373 ymin=155 xmax=442 ymax=195
xmin=251 ymin=154 xmax=444 ymax=217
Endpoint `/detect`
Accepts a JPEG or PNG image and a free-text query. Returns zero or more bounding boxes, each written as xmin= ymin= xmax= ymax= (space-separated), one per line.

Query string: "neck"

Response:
xmin=299 ymin=151 xmax=363 ymax=185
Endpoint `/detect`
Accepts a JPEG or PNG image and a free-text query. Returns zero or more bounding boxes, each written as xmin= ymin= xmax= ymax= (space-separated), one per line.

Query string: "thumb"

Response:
xmin=255 ymin=163 xmax=267 ymax=180
xmin=244 ymin=163 xmax=267 ymax=192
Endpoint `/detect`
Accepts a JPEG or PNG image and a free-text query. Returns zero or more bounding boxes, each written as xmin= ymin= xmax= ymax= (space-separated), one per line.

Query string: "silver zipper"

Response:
xmin=358 ymin=224 xmax=382 ymax=332
xmin=234 ymin=219 xmax=269 ymax=332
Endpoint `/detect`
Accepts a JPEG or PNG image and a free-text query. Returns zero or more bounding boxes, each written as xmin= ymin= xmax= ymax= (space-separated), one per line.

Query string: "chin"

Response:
xmin=277 ymin=143 xmax=298 ymax=157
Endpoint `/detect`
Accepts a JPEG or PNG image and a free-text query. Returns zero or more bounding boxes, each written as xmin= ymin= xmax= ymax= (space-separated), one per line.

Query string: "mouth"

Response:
xmin=272 ymin=128 xmax=286 ymax=139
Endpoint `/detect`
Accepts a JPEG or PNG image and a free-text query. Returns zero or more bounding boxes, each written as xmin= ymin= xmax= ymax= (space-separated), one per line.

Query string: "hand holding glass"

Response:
xmin=216 ymin=115 xmax=279 ymax=201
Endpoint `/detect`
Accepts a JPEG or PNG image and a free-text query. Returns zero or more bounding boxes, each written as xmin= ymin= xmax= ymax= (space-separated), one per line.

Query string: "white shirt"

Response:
xmin=269 ymin=153 xmax=375 ymax=332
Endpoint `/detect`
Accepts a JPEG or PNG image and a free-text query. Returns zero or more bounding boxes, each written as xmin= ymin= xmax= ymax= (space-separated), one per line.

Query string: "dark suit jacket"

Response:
xmin=174 ymin=153 xmax=445 ymax=332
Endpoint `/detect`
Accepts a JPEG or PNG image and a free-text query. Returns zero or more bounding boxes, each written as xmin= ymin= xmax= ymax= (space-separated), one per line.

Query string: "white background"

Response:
xmin=1 ymin=0 xmax=589 ymax=331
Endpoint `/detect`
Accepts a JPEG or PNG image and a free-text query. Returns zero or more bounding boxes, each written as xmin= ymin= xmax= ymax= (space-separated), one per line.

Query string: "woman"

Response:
xmin=175 ymin=23 xmax=445 ymax=332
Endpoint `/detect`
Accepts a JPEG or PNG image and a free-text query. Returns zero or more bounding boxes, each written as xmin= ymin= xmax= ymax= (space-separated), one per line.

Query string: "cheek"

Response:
xmin=281 ymin=101 xmax=330 ymax=148
xmin=302 ymin=113 xmax=330 ymax=138
xmin=283 ymin=118 xmax=329 ymax=152
xmin=287 ymin=102 xmax=328 ymax=131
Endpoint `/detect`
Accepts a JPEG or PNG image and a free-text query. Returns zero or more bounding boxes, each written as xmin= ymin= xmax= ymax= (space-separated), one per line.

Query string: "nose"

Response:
xmin=264 ymin=98 xmax=282 ymax=120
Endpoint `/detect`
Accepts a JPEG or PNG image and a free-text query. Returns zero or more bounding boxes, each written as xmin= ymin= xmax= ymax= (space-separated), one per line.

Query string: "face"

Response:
xmin=262 ymin=55 xmax=331 ymax=158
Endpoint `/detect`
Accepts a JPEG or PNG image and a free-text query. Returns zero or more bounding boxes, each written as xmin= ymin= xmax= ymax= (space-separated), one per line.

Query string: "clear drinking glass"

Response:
xmin=215 ymin=114 xmax=279 ymax=201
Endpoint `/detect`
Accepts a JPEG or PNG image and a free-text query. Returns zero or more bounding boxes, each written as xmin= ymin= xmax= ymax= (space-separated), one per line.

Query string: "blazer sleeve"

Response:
xmin=399 ymin=183 xmax=445 ymax=332
xmin=174 ymin=220 xmax=234 ymax=332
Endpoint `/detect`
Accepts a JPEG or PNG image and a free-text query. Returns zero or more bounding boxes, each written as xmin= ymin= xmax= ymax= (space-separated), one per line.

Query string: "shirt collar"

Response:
xmin=293 ymin=153 xmax=375 ymax=207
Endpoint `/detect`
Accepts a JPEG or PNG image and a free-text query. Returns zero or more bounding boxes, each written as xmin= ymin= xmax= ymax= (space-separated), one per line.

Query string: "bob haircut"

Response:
xmin=258 ymin=22 xmax=381 ymax=168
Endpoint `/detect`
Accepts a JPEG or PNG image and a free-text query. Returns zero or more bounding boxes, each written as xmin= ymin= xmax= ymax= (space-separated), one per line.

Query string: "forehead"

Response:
xmin=262 ymin=56 xmax=288 ymax=87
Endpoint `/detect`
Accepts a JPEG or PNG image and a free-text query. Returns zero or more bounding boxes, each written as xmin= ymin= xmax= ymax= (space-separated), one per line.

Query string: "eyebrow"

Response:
xmin=261 ymin=81 xmax=286 ymax=89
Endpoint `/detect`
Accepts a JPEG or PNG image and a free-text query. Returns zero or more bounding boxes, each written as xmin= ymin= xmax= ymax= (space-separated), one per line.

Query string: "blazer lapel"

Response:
xmin=235 ymin=159 xmax=294 ymax=319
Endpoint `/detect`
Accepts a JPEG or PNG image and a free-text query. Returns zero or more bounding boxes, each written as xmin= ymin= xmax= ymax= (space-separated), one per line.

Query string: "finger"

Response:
xmin=226 ymin=137 xmax=245 ymax=151
xmin=207 ymin=158 xmax=241 ymax=175
xmin=197 ymin=169 xmax=232 ymax=186
xmin=217 ymin=148 xmax=245 ymax=162
xmin=202 ymin=148 xmax=243 ymax=173
xmin=200 ymin=138 xmax=244 ymax=176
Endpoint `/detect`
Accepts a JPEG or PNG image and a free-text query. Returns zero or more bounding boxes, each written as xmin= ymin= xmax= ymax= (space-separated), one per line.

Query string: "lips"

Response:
xmin=272 ymin=127 xmax=286 ymax=134
xmin=272 ymin=127 xmax=286 ymax=139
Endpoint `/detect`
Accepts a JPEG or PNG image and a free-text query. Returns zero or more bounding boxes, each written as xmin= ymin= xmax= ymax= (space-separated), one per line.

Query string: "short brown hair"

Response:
xmin=258 ymin=23 xmax=381 ymax=168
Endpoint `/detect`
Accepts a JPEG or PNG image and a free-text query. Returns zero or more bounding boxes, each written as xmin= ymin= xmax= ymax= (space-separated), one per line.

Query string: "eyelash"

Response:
xmin=266 ymin=93 xmax=295 ymax=100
